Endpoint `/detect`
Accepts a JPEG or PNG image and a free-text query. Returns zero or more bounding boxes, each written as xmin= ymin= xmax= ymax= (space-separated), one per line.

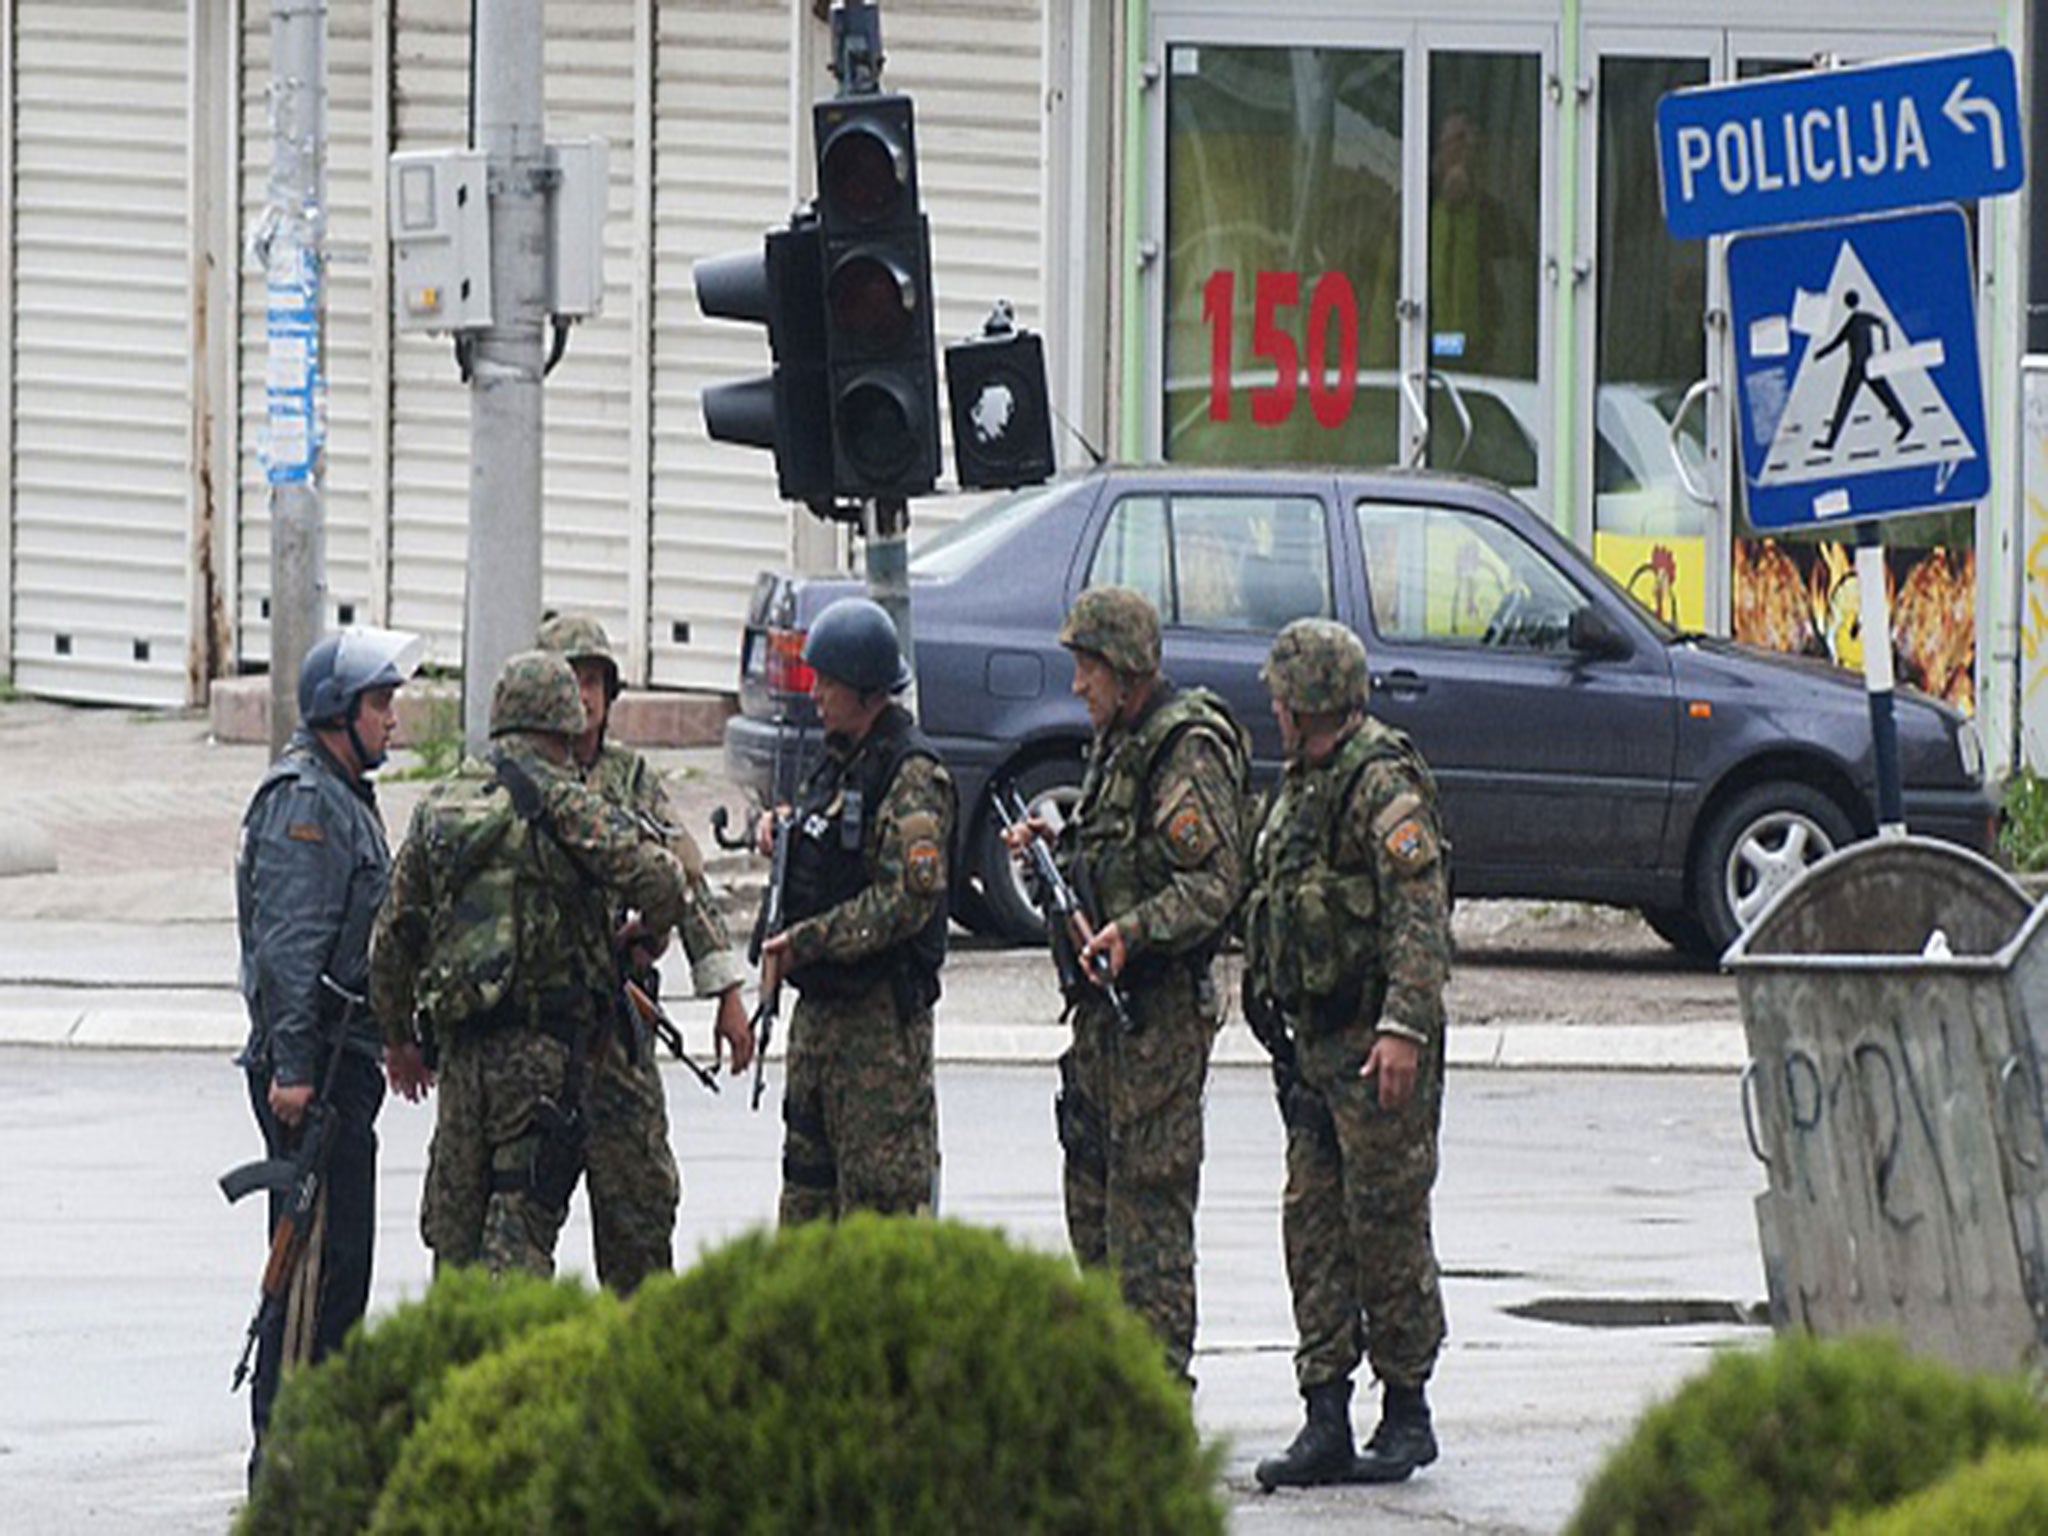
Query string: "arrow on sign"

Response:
xmin=1943 ymin=75 xmax=2007 ymax=170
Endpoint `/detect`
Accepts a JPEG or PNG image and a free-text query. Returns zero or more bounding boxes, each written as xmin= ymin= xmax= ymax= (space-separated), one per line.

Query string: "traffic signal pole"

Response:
xmin=263 ymin=0 xmax=327 ymax=754
xmin=461 ymin=0 xmax=548 ymax=750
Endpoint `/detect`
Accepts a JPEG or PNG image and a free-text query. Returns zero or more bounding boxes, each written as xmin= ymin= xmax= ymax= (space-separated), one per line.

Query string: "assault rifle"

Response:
xmin=623 ymin=975 xmax=720 ymax=1093
xmin=747 ymin=805 xmax=793 ymax=1111
xmin=1241 ymin=981 xmax=1336 ymax=1148
xmin=218 ymin=987 xmax=354 ymax=1392
xmin=993 ymin=785 xmax=1136 ymax=1035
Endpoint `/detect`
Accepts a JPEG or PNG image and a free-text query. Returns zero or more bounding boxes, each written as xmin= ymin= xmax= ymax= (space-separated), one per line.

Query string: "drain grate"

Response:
xmin=1506 ymin=1296 xmax=1763 ymax=1329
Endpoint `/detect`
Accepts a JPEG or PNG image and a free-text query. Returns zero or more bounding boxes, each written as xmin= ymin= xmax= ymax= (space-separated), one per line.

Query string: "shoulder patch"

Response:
xmin=905 ymin=838 xmax=944 ymax=894
xmin=286 ymin=821 xmax=327 ymax=844
xmin=1381 ymin=814 xmax=1438 ymax=875
xmin=1369 ymin=790 xmax=1425 ymax=840
xmin=1161 ymin=790 xmax=1219 ymax=863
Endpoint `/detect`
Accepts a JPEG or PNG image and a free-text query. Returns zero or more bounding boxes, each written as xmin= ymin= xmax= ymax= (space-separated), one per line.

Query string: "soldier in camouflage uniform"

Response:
xmin=756 ymin=598 xmax=954 ymax=1225
xmin=369 ymin=650 xmax=699 ymax=1279
xmin=1242 ymin=618 xmax=1450 ymax=1489
xmin=535 ymin=614 xmax=753 ymax=1294
xmin=1006 ymin=585 xmax=1248 ymax=1385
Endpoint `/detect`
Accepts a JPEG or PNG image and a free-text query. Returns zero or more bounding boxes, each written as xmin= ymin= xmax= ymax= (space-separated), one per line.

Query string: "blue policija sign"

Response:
xmin=1725 ymin=205 xmax=1986 ymax=532
xmin=1658 ymin=47 xmax=2022 ymax=238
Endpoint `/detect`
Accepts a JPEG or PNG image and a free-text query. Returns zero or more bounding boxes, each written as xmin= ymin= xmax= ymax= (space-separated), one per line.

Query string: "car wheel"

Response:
xmin=976 ymin=754 xmax=1086 ymax=945
xmin=1693 ymin=782 xmax=1856 ymax=956
xmin=1639 ymin=905 xmax=1717 ymax=963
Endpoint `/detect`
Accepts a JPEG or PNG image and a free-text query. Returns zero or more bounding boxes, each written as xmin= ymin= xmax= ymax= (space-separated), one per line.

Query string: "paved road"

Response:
xmin=0 ymin=1054 xmax=1764 ymax=1533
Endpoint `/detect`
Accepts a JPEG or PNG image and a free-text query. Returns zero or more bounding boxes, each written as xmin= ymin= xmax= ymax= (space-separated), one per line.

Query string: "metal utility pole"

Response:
xmin=263 ymin=0 xmax=328 ymax=754
xmin=461 ymin=0 xmax=548 ymax=750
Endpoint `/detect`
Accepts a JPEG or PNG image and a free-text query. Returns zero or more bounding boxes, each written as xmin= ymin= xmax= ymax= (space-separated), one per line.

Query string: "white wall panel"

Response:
xmin=11 ymin=0 xmax=192 ymax=703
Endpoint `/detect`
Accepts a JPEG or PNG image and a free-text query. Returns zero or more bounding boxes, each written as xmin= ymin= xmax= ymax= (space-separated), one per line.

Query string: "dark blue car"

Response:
xmin=726 ymin=466 xmax=1994 ymax=958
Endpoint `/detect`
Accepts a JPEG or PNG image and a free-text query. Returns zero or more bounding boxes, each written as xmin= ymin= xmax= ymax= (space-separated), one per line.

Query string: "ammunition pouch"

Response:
xmin=1054 ymin=1051 xmax=1108 ymax=1184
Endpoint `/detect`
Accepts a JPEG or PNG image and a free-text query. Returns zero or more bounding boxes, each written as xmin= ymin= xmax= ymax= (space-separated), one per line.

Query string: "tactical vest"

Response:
xmin=782 ymin=705 xmax=951 ymax=1006
xmin=412 ymin=755 xmax=614 ymax=1040
xmin=1243 ymin=721 xmax=1434 ymax=1029
xmin=1065 ymin=684 xmax=1248 ymax=934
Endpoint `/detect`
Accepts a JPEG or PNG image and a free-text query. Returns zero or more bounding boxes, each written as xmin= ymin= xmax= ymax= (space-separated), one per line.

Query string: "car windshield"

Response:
xmin=910 ymin=482 xmax=1071 ymax=579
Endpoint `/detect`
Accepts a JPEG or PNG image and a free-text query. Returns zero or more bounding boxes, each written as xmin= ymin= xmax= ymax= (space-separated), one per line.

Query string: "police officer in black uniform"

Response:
xmin=234 ymin=627 xmax=424 ymax=1476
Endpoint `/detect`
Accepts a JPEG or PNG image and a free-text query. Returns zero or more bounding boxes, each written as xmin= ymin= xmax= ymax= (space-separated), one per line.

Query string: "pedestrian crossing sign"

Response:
xmin=1725 ymin=204 xmax=1987 ymax=531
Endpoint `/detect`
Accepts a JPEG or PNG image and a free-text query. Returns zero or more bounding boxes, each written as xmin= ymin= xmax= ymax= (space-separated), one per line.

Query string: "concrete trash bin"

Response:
xmin=1726 ymin=835 xmax=2048 ymax=1375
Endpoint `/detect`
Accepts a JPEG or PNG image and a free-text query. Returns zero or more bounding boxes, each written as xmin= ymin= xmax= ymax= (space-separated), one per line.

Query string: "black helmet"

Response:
xmin=298 ymin=627 xmax=423 ymax=727
xmin=803 ymin=598 xmax=911 ymax=694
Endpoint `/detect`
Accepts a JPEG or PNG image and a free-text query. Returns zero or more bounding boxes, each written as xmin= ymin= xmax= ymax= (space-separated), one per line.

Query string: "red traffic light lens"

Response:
xmin=828 ymin=252 xmax=915 ymax=349
xmin=820 ymin=126 xmax=904 ymax=227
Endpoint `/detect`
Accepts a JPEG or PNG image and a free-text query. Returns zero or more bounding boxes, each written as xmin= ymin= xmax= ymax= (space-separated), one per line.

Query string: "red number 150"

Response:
xmin=1202 ymin=268 xmax=1359 ymax=429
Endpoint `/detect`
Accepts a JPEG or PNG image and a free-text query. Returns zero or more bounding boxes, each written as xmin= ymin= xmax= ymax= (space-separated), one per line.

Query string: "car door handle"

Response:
xmin=1374 ymin=669 xmax=1428 ymax=699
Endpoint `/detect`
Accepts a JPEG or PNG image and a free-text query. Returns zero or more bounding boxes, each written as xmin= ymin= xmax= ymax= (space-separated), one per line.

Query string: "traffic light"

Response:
xmin=813 ymin=92 xmax=940 ymax=500
xmin=946 ymin=303 xmax=1054 ymax=490
xmin=694 ymin=215 xmax=833 ymax=506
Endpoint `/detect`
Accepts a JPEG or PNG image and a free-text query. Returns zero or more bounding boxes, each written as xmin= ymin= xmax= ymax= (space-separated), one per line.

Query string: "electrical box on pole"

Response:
xmin=389 ymin=150 xmax=492 ymax=332
xmin=544 ymin=137 xmax=609 ymax=320
xmin=813 ymin=90 xmax=940 ymax=500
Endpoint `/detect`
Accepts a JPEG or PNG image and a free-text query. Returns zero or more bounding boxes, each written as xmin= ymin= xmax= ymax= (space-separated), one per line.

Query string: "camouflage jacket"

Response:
xmin=584 ymin=742 xmax=744 ymax=997
xmin=370 ymin=737 xmax=691 ymax=1046
xmin=1060 ymin=681 xmax=1247 ymax=961
xmin=235 ymin=730 xmax=390 ymax=1083
xmin=781 ymin=717 xmax=955 ymax=974
xmin=1243 ymin=717 xmax=1450 ymax=1045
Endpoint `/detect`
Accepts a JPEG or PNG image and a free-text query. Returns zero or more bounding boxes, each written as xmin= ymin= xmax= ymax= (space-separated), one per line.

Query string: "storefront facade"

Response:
xmin=1117 ymin=0 xmax=2024 ymax=768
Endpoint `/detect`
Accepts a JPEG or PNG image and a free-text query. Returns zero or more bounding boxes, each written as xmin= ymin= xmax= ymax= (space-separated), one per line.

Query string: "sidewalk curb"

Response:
xmin=0 ymin=994 xmax=1751 ymax=1072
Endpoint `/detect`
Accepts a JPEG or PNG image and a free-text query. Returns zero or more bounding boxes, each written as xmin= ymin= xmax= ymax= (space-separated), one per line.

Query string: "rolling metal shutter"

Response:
xmin=11 ymin=0 xmax=193 ymax=704
xmin=646 ymin=0 xmax=794 ymax=692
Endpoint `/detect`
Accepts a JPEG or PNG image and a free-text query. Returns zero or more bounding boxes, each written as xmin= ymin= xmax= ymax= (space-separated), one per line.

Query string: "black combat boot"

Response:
xmin=1350 ymin=1380 xmax=1439 ymax=1483
xmin=1254 ymin=1380 xmax=1355 ymax=1491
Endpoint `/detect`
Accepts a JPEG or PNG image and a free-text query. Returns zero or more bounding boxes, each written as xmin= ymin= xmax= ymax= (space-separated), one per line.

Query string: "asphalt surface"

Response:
xmin=0 ymin=1054 xmax=1764 ymax=1535
xmin=0 ymin=697 xmax=1770 ymax=1532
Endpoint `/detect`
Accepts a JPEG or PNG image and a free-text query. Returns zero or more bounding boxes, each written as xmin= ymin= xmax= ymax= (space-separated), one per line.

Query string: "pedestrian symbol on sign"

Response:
xmin=1747 ymin=240 xmax=1974 ymax=500
xmin=1727 ymin=206 xmax=1986 ymax=530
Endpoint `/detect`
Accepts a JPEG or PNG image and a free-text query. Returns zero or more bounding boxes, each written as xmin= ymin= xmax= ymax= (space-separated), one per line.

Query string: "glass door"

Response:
xmin=1160 ymin=40 xmax=1409 ymax=466
xmin=1415 ymin=42 xmax=1550 ymax=509
xmin=1156 ymin=25 xmax=1555 ymax=510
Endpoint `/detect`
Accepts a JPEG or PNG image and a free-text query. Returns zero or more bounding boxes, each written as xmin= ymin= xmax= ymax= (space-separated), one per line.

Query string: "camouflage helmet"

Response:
xmin=535 ymin=612 xmax=620 ymax=698
xmin=1058 ymin=586 xmax=1160 ymax=677
xmin=489 ymin=649 xmax=588 ymax=738
xmin=1261 ymin=618 xmax=1369 ymax=714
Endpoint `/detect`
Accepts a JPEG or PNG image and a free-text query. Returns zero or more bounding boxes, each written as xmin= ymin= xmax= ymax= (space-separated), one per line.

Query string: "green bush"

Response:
xmin=369 ymin=1302 xmax=617 ymax=1536
xmin=237 ymin=1267 xmax=595 ymax=1536
xmin=2000 ymin=769 xmax=2048 ymax=873
xmin=1566 ymin=1332 xmax=2048 ymax=1536
xmin=538 ymin=1215 xmax=1225 ymax=1533
xmin=1829 ymin=1442 xmax=2048 ymax=1536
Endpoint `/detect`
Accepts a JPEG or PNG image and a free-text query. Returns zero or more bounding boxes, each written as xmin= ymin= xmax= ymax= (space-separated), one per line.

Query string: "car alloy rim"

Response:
xmin=1726 ymin=810 xmax=1837 ymax=932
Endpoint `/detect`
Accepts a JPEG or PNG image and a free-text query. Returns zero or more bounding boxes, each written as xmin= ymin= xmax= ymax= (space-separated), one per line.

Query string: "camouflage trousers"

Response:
xmin=420 ymin=1025 xmax=574 ymax=1279
xmin=1283 ymin=1018 xmax=1446 ymax=1392
xmin=778 ymin=976 xmax=938 ymax=1227
xmin=581 ymin=1017 xmax=681 ymax=1294
xmin=1060 ymin=961 xmax=1217 ymax=1383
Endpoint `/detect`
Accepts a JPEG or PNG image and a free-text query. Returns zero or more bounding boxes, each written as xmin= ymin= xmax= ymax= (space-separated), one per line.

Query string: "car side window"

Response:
xmin=1089 ymin=493 xmax=1331 ymax=632
xmin=1356 ymin=499 xmax=1584 ymax=653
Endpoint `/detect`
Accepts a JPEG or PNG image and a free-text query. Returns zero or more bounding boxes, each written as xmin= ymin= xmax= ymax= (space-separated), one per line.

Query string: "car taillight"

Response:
xmin=764 ymin=627 xmax=815 ymax=696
